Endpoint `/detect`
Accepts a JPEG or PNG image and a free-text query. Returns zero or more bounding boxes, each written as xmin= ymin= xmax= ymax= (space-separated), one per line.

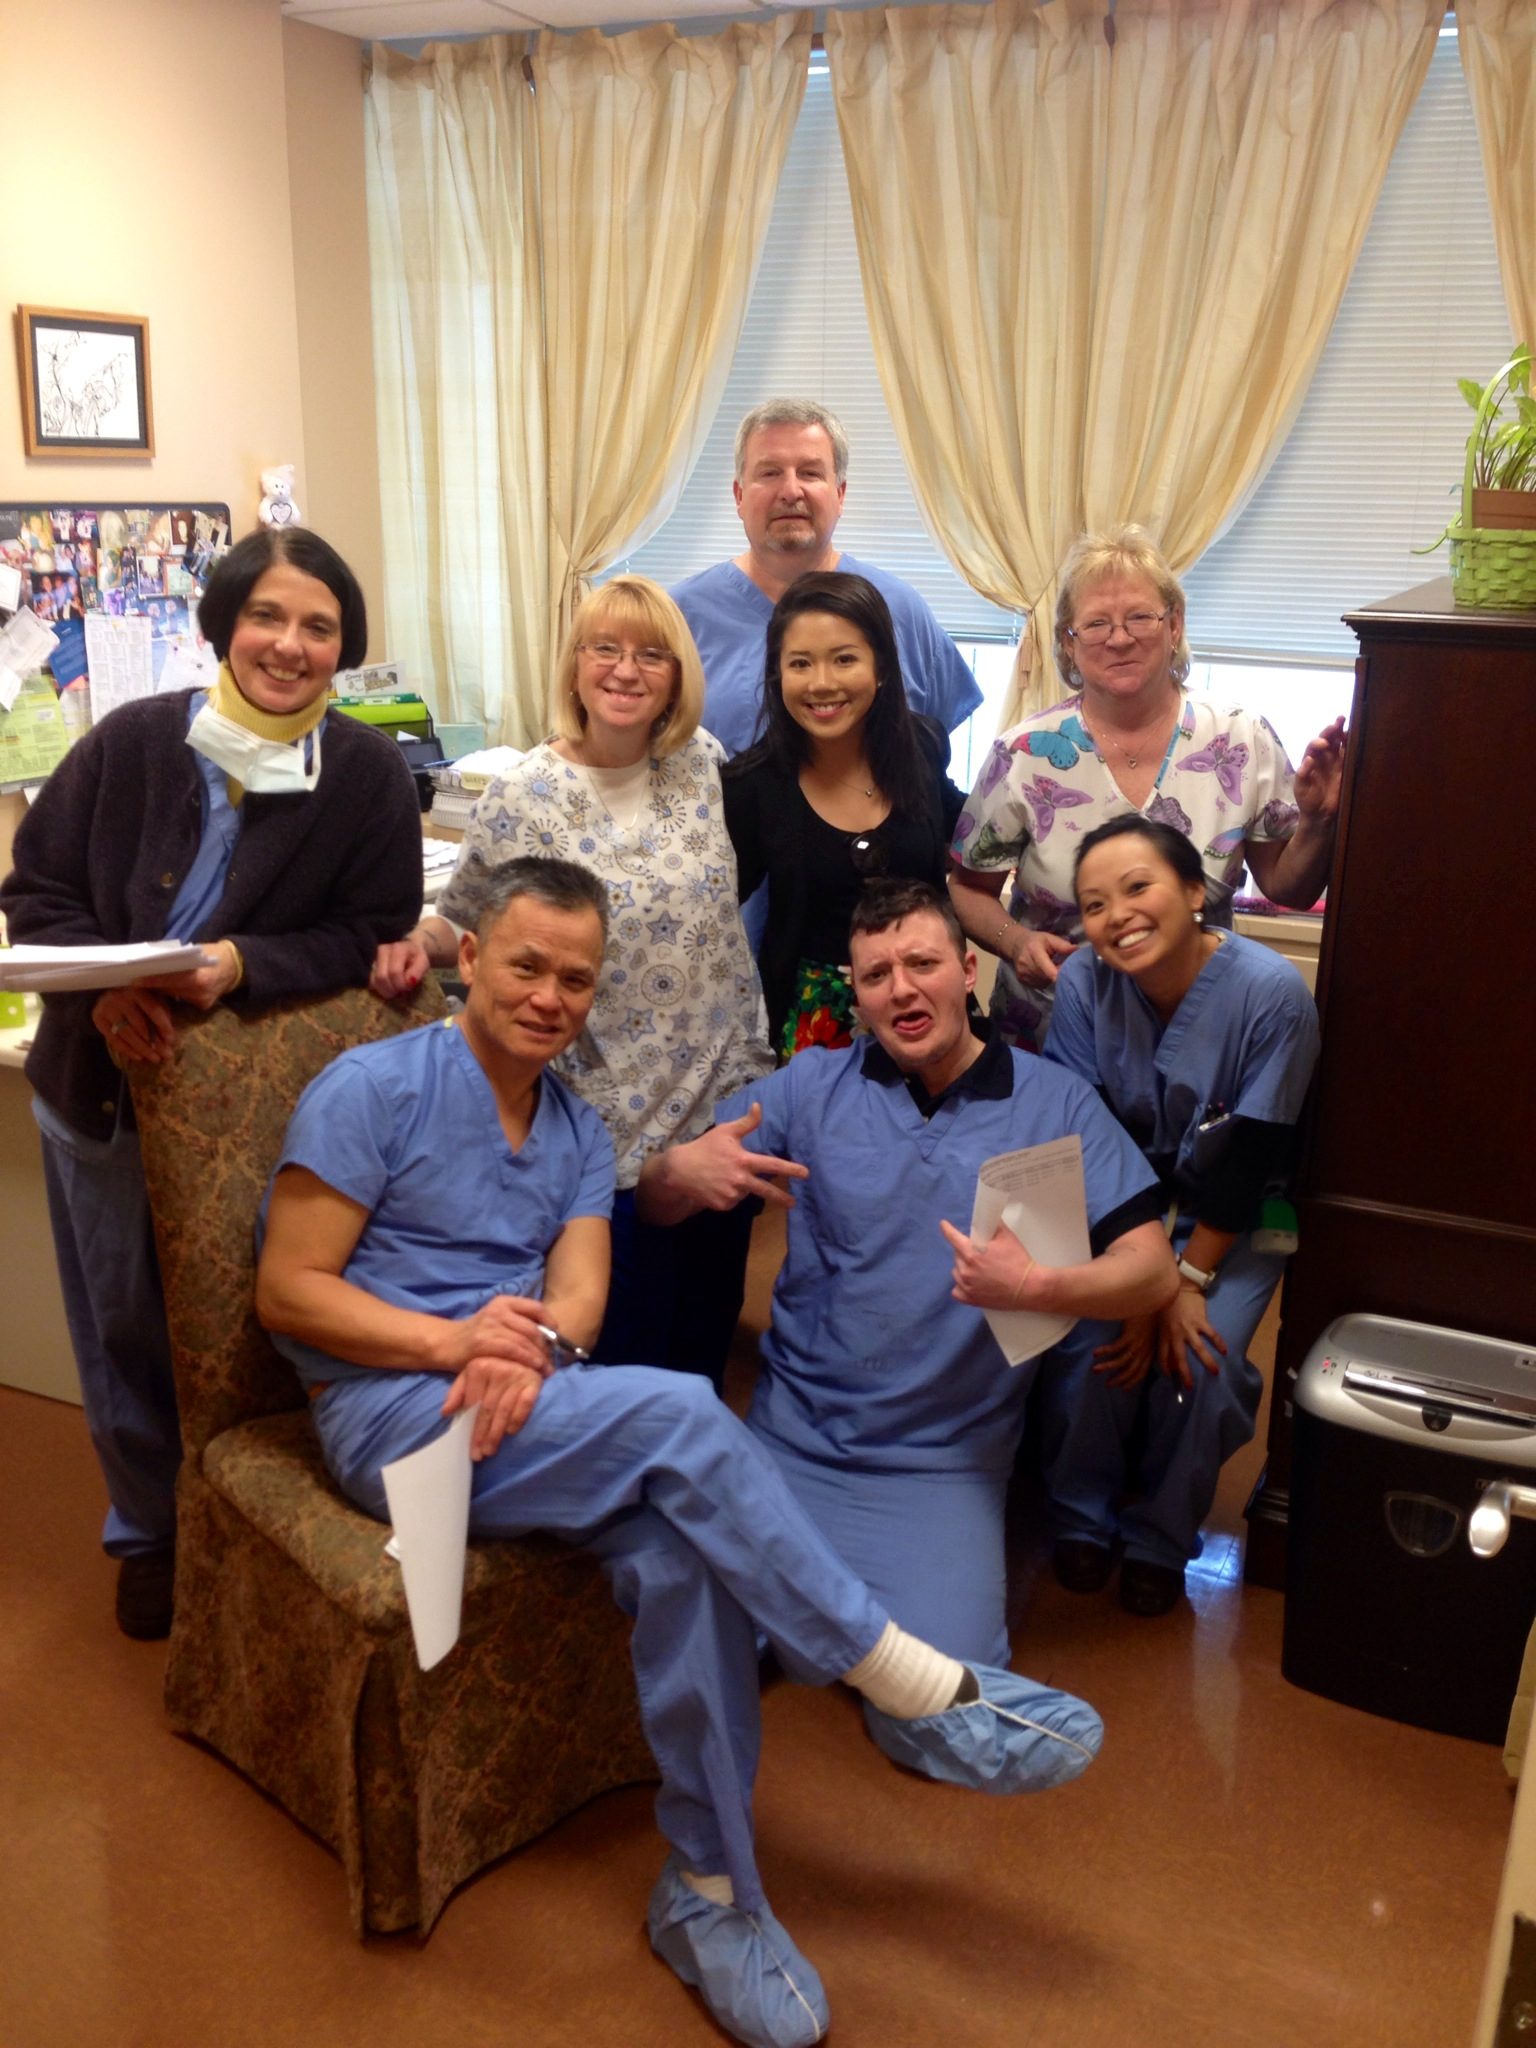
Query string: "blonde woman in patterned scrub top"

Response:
xmin=949 ymin=526 xmax=1346 ymax=1051
xmin=373 ymin=578 xmax=772 ymax=1388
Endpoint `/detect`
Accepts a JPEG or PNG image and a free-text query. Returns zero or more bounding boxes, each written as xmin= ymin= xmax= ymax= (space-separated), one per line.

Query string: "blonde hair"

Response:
xmin=550 ymin=576 xmax=705 ymax=758
xmin=1053 ymin=525 xmax=1192 ymax=689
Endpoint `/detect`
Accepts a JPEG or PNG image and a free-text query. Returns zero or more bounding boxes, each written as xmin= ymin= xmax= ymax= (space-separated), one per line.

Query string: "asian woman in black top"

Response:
xmin=722 ymin=571 xmax=967 ymax=1056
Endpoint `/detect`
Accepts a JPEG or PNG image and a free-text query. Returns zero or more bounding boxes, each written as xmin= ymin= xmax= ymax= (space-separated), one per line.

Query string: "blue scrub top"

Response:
xmin=671 ymin=554 xmax=984 ymax=760
xmin=1044 ymin=930 xmax=1320 ymax=1202
xmin=261 ymin=1019 xmax=615 ymax=1386
xmin=716 ymin=1042 xmax=1157 ymax=1476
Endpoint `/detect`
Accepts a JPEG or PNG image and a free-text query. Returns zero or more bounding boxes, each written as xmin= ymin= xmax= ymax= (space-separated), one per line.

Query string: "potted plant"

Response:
xmin=1447 ymin=346 xmax=1536 ymax=609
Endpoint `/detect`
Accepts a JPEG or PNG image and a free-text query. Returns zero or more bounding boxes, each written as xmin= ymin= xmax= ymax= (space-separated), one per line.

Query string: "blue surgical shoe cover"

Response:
xmin=648 ymin=1856 xmax=829 ymax=2048
xmin=863 ymin=1662 xmax=1103 ymax=1793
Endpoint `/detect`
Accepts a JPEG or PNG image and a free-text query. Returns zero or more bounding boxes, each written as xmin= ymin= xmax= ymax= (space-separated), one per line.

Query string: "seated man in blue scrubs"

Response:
xmin=639 ymin=879 xmax=1179 ymax=1672
xmin=255 ymin=855 xmax=1104 ymax=2048
xmin=672 ymin=398 xmax=983 ymax=760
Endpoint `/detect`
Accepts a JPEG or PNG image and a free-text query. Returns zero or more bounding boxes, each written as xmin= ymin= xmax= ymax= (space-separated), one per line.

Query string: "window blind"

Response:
xmin=618 ymin=65 xmax=1019 ymax=641
xmin=1181 ymin=32 xmax=1513 ymax=664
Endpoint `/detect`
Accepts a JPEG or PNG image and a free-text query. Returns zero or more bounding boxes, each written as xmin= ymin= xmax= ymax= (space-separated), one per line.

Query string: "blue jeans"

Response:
xmin=34 ymin=1096 xmax=180 ymax=1558
xmin=311 ymin=1363 xmax=888 ymax=1913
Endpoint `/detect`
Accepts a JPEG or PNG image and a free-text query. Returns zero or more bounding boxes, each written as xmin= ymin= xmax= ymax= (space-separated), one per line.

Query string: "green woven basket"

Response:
xmin=1448 ymin=350 xmax=1536 ymax=610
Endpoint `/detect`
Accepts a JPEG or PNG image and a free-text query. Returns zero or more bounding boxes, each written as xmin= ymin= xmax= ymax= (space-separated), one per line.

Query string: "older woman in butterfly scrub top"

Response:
xmin=949 ymin=525 xmax=1346 ymax=1051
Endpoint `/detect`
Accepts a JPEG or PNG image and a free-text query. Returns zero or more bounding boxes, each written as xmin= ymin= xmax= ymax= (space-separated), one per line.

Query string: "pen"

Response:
xmin=534 ymin=1321 xmax=591 ymax=1370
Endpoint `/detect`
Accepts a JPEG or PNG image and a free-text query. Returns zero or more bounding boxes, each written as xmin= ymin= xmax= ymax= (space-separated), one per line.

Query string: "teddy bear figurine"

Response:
xmin=258 ymin=464 xmax=300 ymax=528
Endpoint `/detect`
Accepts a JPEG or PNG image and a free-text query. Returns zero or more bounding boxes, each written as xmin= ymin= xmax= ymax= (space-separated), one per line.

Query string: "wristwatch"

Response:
xmin=1176 ymin=1255 xmax=1216 ymax=1293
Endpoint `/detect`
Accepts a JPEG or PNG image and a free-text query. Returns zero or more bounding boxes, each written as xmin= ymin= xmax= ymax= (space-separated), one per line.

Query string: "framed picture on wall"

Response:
xmin=14 ymin=307 xmax=154 ymax=459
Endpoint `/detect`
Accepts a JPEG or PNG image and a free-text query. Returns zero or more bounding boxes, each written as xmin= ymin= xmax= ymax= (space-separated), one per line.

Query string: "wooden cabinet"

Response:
xmin=1245 ymin=577 xmax=1536 ymax=1586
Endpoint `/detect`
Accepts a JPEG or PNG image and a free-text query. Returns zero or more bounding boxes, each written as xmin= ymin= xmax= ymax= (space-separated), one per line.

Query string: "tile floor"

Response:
xmin=0 ymin=1226 xmax=1512 ymax=2048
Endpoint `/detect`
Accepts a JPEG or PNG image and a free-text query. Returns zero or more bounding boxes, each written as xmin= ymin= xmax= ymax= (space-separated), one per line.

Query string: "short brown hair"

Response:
xmin=848 ymin=878 xmax=966 ymax=961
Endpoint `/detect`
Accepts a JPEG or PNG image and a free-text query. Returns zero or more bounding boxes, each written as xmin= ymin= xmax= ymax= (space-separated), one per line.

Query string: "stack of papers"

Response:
xmin=0 ymin=941 xmax=215 ymax=993
xmin=970 ymin=1137 xmax=1091 ymax=1366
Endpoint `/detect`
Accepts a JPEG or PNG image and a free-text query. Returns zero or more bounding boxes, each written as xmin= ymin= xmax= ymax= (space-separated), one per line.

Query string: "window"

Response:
xmin=619 ymin=62 xmax=1017 ymax=645
xmin=1181 ymin=29 xmax=1512 ymax=675
xmin=627 ymin=26 xmax=1509 ymax=778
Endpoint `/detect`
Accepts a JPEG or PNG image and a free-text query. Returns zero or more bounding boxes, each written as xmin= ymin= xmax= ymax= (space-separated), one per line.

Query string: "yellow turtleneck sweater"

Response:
xmin=206 ymin=661 xmax=330 ymax=803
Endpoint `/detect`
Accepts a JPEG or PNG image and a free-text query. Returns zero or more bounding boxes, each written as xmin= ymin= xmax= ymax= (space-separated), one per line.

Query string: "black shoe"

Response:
xmin=1119 ymin=1558 xmax=1184 ymax=1618
xmin=116 ymin=1547 xmax=175 ymax=1640
xmin=1052 ymin=1537 xmax=1116 ymax=1594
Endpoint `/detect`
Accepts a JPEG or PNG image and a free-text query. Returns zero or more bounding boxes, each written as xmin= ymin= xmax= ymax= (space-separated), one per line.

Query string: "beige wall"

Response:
xmin=283 ymin=16 xmax=386 ymax=656
xmin=0 ymin=0 xmax=380 ymax=641
xmin=0 ymin=0 xmax=305 ymax=531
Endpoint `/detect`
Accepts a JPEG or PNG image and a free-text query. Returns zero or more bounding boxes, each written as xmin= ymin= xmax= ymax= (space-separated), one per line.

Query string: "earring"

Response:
xmin=1193 ymin=909 xmax=1204 ymax=925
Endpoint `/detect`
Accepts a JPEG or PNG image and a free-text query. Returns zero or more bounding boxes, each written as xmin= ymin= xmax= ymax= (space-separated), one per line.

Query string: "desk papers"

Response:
xmin=0 ymin=608 xmax=58 ymax=714
xmin=970 ymin=1137 xmax=1091 ymax=1366
xmin=0 ymin=680 xmax=68 ymax=787
xmin=381 ymin=1407 xmax=476 ymax=1672
xmin=84 ymin=613 xmax=154 ymax=721
xmin=0 ymin=940 xmax=214 ymax=992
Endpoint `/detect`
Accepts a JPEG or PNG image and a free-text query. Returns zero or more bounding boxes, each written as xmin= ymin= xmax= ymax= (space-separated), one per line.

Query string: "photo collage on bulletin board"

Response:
xmin=0 ymin=501 xmax=231 ymax=694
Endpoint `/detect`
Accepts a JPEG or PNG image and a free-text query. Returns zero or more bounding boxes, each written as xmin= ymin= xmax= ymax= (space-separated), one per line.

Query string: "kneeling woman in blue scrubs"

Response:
xmin=1041 ymin=815 xmax=1320 ymax=1616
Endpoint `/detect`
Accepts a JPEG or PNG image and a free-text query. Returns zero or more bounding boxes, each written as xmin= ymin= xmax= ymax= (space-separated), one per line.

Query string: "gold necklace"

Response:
xmin=1082 ymin=699 xmax=1177 ymax=771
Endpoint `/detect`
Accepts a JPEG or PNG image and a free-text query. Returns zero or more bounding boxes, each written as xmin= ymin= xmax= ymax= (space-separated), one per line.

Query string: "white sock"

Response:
xmin=683 ymin=1871 xmax=735 ymax=1908
xmin=843 ymin=1620 xmax=968 ymax=1719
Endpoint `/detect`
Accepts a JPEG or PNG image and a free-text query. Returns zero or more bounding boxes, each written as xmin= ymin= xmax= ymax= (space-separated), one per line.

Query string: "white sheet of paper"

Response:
xmin=0 ymin=939 xmax=214 ymax=992
xmin=157 ymin=637 xmax=219 ymax=694
xmin=84 ymin=613 xmax=154 ymax=722
xmin=0 ymin=563 xmax=22 ymax=611
xmin=380 ymin=1406 xmax=476 ymax=1672
xmin=0 ymin=608 xmax=59 ymax=712
xmin=970 ymin=1136 xmax=1091 ymax=1366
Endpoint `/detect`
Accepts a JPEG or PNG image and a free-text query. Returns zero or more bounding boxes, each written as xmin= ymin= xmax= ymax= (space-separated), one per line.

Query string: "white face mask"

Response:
xmin=186 ymin=700 xmax=323 ymax=794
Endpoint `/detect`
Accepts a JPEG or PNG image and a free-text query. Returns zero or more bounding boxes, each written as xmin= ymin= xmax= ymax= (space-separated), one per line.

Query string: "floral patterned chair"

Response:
xmin=127 ymin=984 xmax=656 ymax=1936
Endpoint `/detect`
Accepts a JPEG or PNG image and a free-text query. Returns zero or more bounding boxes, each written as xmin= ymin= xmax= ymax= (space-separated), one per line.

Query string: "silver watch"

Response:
xmin=1176 ymin=1255 xmax=1216 ymax=1293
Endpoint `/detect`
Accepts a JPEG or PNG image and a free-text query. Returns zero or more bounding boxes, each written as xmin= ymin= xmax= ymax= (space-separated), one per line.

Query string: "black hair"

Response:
xmin=848 ymin=877 xmax=966 ymax=959
xmin=739 ymin=571 xmax=936 ymax=824
xmin=196 ymin=526 xmax=368 ymax=672
xmin=1072 ymin=813 xmax=1206 ymax=892
xmin=472 ymin=856 xmax=610 ymax=939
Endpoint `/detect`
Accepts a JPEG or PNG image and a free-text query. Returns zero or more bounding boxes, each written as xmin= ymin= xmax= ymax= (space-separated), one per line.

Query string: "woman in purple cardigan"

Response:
xmin=0 ymin=527 xmax=422 ymax=1639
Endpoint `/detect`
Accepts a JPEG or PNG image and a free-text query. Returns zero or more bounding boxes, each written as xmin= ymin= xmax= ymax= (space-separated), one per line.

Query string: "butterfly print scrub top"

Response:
xmin=951 ymin=692 xmax=1299 ymax=1050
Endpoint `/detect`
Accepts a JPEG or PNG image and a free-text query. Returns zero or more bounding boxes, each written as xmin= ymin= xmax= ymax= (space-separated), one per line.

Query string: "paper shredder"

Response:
xmin=1282 ymin=1312 xmax=1536 ymax=1743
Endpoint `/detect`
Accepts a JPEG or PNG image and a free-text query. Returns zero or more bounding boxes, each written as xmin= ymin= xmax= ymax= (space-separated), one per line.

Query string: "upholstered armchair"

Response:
xmin=127 ymin=985 xmax=655 ymax=1936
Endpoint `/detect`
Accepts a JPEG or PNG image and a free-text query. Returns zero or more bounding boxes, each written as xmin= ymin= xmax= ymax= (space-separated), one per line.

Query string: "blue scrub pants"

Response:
xmin=590 ymin=1190 xmax=757 ymax=1394
xmin=311 ymin=1363 xmax=888 ymax=1915
xmin=1039 ymin=1240 xmax=1283 ymax=1570
xmin=34 ymin=1098 xmax=180 ymax=1559
xmin=764 ymin=1440 xmax=1013 ymax=1668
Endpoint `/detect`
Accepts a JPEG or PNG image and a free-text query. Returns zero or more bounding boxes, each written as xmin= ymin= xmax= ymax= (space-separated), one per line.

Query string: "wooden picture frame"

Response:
xmin=15 ymin=306 xmax=154 ymax=459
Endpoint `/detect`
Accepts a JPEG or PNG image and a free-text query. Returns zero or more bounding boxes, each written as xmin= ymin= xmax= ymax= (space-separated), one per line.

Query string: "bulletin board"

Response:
xmin=0 ymin=500 xmax=231 ymax=693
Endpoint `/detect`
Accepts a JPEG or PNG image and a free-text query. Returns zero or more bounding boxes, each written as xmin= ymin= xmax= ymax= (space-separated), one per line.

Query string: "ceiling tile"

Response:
xmin=284 ymin=1 xmax=543 ymax=35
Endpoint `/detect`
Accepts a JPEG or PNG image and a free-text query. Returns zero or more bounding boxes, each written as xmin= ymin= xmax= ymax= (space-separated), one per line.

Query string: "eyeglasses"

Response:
xmin=1066 ymin=608 xmax=1172 ymax=648
xmin=849 ymin=832 xmax=887 ymax=877
xmin=579 ymin=640 xmax=676 ymax=677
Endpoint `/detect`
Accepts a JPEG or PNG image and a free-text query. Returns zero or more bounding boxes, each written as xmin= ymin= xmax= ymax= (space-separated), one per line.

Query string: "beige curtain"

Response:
xmin=829 ymin=0 xmax=1442 ymax=723
xmin=367 ymin=20 xmax=809 ymax=747
xmin=826 ymin=0 xmax=1110 ymax=713
xmin=1082 ymin=0 xmax=1444 ymax=564
xmin=367 ymin=39 xmax=546 ymax=745
xmin=534 ymin=18 xmax=811 ymax=644
xmin=1457 ymin=0 xmax=1536 ymax=350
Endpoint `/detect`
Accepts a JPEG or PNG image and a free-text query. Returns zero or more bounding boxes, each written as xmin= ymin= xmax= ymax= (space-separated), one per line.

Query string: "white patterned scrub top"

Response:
xmin=436 ymin=736 xmax=772 ymax=1188
xmin=951 ymin=692 xmax=1299 ymax=1050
